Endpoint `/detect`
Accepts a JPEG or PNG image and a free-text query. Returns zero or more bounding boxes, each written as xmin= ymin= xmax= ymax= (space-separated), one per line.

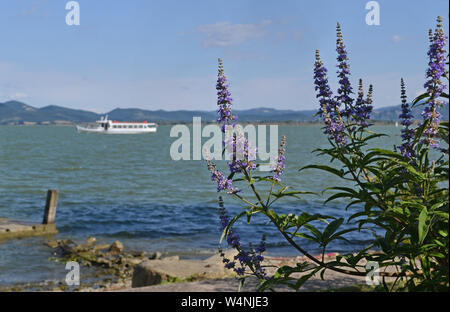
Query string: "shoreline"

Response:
xmin=0 ymin=252 xmax=364 ymax=292
xmin=0 ymin=236 xmax=375 ymax=292
xmin=0 ymin=120 xmax=416 ymax=127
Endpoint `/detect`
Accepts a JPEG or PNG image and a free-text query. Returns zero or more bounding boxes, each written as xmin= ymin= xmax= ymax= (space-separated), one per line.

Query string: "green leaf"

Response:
xmin=254 ymin=177 xmax=283 ymax=186
xmin=324 ymin=192 xmax=355 ymax=204
xmin=429 ymin=252 xmax=446 ymax=258
xmin=396 ymin=161 xmax=426 ymax=181
xmin=299 ymin=165 xmax=344 ymax=178
xmin=361 ymin=133 xmax=388 ymax=143
xmin=345 ymin=200 xmax=364 ymax=210
xmin=292 ymin=232 xmax=321 ymax=244
xmin=294 ymin=270 xmax=317 ymax=290
xmin=369 ymin=148 xmax=406 ymax=161
xmin=324 ymin=186 xmax=358 ymax=195
xmin=238 ymin=278 xmax=245 ymax=292
xmin=412 ymin=92 xmax=429 ymax=105
xmin=348 ymin=210 xmax=370 ymax=222
xmin=418 ymin=207 xmax=429 ymax=245
xmin=304 ymin=224 xmax=323 ymax=242
xmin=322 ymin=218 xmax=344 ymax=244
xmin=271 ymin=189 xmax=316 ymax=200
xmin=320 ymin=268 xmax=326 ymax=280
xmin=329 ymin=228 xmax=358 ymax=242
xmin=294 ymin=213 xmax=332 ymax=227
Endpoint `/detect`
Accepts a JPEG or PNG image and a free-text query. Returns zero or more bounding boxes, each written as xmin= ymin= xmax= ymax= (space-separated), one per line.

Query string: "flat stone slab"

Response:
xmin=128 ymin=252 xmax=399 ymax=291
xmin=131 ymin=250 xmax=239 ymax=288
xmin=122 ymin=274 xmax=367 ymax=292
xmin=0 ymin=217 xmax=57 ymax=240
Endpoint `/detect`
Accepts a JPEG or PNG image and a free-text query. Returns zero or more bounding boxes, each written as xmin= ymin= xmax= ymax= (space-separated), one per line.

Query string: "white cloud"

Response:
xmin=392 ymin=35 xmax=402 ymax=43
xmin=196 ymin=20 xmax=272 ymax=48
xmin=13 ymin=92 xmax=28 ymax=99
xmin=0 ymin=62 xmax=426 ymax=113
xmin=20 ymin=0 xmax=50 ymax=17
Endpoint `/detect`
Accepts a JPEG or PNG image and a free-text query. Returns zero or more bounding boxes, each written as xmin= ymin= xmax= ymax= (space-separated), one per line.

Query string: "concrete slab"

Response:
xmin=131 ymin=250 xmax=239 ymax=288
xmin=0 ymin=217 xmax=57 ymax=240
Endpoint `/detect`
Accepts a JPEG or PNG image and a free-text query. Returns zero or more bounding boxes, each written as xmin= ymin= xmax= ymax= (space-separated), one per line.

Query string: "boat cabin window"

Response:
xmin=128 ymin=125 xmax=133 ymax=128
xmin=139 ymin=125 xmax=143 ymax=128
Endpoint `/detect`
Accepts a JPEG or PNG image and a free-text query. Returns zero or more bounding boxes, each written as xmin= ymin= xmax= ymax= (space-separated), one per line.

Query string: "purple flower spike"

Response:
xmin=353 ymin=79 xmax=373 ymax=127
xmin=218 ymin=199 xmax=267 ymax=279
xmin=217 ymin=58 xmax=236 ymax=130
xmin=216 ymin=58 xmax=257 ymax=174
xmin=271 ymin=135 xmax=286 ymax=182
xmin=421 ymin=16 xmax=447 ymax=149
xmin=208 ymin=160 xmax=239 ymax=194
xmin=335 ymin=23 xmax=354 ymax=118
xmin=314 ymin=50 xmax=346 ymax=145
xmin=219 ymin=199 xmax=241 ymax=249
xmin=398 ymin=78 xmax=416 ymax=159
xmin=224 ymin=130 xmax=257 ymax=174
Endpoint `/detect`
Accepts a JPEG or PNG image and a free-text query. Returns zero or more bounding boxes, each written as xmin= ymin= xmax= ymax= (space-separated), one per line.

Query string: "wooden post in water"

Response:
xmin=43 ymin=190 xmax=58 ymax=225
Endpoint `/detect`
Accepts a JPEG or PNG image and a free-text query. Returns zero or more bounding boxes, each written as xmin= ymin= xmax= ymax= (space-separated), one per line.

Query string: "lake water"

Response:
xmin=0 ymin=124 xmax=404 ymax=285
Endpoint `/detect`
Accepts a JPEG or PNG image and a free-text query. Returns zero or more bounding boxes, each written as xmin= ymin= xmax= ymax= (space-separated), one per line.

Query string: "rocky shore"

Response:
xmin=0 ymin=237 xmax=376 ymax=292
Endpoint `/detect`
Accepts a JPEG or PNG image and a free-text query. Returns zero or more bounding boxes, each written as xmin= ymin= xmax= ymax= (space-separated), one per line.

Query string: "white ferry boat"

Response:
xmin=76 ymin=115 xmax=157 ymax=134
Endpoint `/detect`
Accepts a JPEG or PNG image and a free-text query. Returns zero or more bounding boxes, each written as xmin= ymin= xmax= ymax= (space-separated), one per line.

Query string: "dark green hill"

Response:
xmin=38 ymin=105 xmax=99 ymax=122
xmin=0 ymin=100 xmax=448 ymax=125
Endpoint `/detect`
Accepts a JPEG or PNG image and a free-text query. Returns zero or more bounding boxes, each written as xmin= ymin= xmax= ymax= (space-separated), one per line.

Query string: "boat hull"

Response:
xmin=76 ymin=125 xmax=157 ymax=134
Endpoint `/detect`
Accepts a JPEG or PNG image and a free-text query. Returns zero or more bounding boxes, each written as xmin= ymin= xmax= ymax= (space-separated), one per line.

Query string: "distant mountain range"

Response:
xmin=0 ymin=100 xmax=448 ymax=125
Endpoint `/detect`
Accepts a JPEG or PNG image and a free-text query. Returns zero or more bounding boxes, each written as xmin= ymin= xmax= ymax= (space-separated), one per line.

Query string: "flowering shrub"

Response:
xmin=207 ymin=17 xmax=449 ymax=291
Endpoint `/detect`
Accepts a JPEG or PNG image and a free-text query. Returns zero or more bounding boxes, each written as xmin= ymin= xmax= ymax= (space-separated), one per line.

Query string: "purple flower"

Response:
xmin=236 ymin=251 xmax=251 ymax=263
xmin=398 ymin=78 xmax=416 ymax=159
xmin=255 ymin=240 xmax=266 ymax=253
xmin=217 ymin=59 xmax=257 ymax=174
xmin=219 ymin=200 xmax=241 ymax=249
xmin=254 ymin=237 xmax=267 ymax=277
xmin=224 ymin=131 xmax=257 ymax=173
xmin=271 ymin=135 xmax=286 ymax=182
xmin=224 ymin=262 xmax=235 ymax=269
xmin=335 ymin=23 xmax=354 ymax=118
xmin=421 ymin=16 xmax=447 ymax=149
xmin=217 ymin=58 xmax=236 ymax=129
xmin=234 ymin=267 xmax=245 ymax=276
xmin=208 ymin=160 xmax=239 ymax=194
xmin=314 ymin=50 xmax=347 ymax=145
xmin=353 ymin=79 xmax=373 ymax=127
xmin=314 ymin=49 xmax=334 ymax=116
xmin=218 ymin=199 xmax=267 ymax=278
xmin=233 ymin=236 xmax=267 ymax=278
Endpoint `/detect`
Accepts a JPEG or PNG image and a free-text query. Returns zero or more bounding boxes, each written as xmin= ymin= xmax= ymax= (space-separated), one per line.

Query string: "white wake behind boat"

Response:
xmin=76 ymin=115 xmax=157 ymax=134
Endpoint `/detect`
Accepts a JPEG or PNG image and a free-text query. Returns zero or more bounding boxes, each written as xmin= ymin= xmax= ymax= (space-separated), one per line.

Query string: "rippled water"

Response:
xmin=0 ymin=124 xmax=404 ymax=285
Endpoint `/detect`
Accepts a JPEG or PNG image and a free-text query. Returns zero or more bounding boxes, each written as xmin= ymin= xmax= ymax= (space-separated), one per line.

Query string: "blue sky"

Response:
xmin=0 ymin=0 xmax=448 ymax=113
